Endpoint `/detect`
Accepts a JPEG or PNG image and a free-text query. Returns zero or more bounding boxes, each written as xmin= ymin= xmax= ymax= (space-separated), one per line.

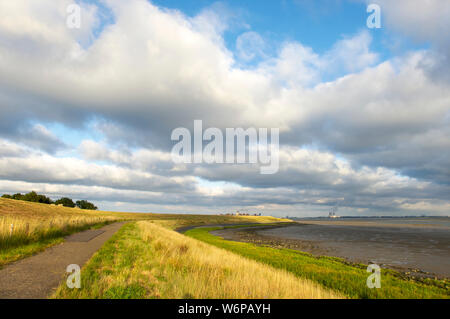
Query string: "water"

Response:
xmin=256 ymin=218 xmax=450 ymax=278
xmin=296 ymin=217 xmax=450 ymax=227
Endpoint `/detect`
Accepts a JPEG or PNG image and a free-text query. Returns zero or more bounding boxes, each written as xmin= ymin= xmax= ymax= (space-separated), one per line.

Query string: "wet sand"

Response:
xmin=212 ymin=220 xmax=450 ymax=279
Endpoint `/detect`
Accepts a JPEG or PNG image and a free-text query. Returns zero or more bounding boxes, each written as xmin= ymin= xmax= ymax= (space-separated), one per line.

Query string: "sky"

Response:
xmin=0 ymin=0 xmax=449 ymax=217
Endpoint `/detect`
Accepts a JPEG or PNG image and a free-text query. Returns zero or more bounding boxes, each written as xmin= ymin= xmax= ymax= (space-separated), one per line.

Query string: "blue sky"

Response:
xmin=89 ymin=0 xmax=426 ymax=63
xmin=152 ymin=0 xmax=370 ymax=49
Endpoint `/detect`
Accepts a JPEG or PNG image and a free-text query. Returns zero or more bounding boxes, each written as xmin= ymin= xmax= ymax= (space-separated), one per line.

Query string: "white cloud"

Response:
xmin=236 ymin=31 xmax=266 ymax=62
xmin=324 ymin=30 xmax=378 ymax=73
xmin=269 ymin=42 xmax=322 ymax=87
xmin=365 ymin=0 xmax=450 ymax=45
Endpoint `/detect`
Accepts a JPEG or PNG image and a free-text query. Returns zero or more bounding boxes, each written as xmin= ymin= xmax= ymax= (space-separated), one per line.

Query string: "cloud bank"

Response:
xmin=0 ymin=0 xmax=448 ymax=216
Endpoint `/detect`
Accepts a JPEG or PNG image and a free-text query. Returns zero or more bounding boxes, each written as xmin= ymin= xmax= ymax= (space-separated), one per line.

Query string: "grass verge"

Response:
xmin=52 ymin=221 xmax=343 ymax=299
xmin=0 ymin=220 xmax=114 ymax=269
xmin=185 ymin=226 xmax=450 ymax=299
xmin=0 ymin=197 xmax=288 ymax=267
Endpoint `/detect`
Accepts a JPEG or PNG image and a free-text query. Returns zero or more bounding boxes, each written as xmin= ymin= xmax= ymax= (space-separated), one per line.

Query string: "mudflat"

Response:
xmin=212 ymin=219 xmax=450 ymax=279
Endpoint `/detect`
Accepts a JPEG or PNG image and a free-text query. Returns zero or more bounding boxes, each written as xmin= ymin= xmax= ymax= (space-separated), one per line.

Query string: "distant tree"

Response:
xmin=37 ymin=194 xmax=53 ymax=204
xmin=54 ymin=197 xmax=76 ymax=208
xmin=1 ymin=194 xmax=12 ymax=199
xmin=19 ymin=191 xmax=53 ymax=204
xmin=12 ymin=193 xmax=24 ymax=200
xmin=22 ymin=191 xmax=39 ymax=202
xmin=75 ymin=200 xmax=98 ymax=210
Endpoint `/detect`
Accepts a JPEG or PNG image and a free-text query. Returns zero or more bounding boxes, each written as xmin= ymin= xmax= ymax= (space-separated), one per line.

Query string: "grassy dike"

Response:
xmin=0 ymin=197 xmax=284 ymax=268
xmin=185 ymin=226 xmax=450 ymax=299
xmin=53 ymin=221 xmax=343 ymax=299
xmin=0 ymin=199 xmax=126 ymax=268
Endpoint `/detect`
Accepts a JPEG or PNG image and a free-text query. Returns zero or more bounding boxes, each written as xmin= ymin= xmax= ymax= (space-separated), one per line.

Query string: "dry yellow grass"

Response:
xmin=4 ymin=198 xmax=337 ymax=299
xmin=0 ymin=215 xmax=115 ymax=242
xmin=0 ymin=197 xmax=287 ymax=249
xmin=0 ymin=198 xmax=137 ymax=266
xmin=138 ymin=221 xmax=343 ymax=299
xmin=0 ymin=197 xmax=139 ymax=221
xmin=54 ymin=221 xmax=343 ymax=299
xmin=152 ymin=214 xmax=289 ymax=230
xmin=0 ymin=198 xmax=289 ymax=268
xmin=0 ymin=198 xmax=123 ymax=250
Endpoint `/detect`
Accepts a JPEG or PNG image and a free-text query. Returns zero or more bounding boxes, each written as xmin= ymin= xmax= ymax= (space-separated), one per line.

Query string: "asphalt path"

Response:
xmin=0 ymin=222 xmax=126 ymax=299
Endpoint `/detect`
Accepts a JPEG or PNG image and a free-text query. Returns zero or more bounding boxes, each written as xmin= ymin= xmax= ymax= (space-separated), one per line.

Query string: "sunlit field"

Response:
xmin=53 ymin=221 xmax=343 ymax=299
xmin=2 ymin=198 xmax=449 ymax=299
xmin=0 ymin=198 xmax=126 ymax=266
xmin=0 ymin=198 xmax=284 ymax=267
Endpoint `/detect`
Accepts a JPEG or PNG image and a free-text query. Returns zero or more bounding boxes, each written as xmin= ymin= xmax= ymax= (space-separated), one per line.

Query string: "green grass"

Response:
xmin=0 ymin=220 xmax=115 ymax=269
xmin=0 ymin=237 xmax=64 ymax=269
xmin=185 ymin=226 xmax=450 ymax=299
xmin=53 ymin=222 xmax=343 ymax=299
xmin=53 ymin=223 xmax=145 ymax=299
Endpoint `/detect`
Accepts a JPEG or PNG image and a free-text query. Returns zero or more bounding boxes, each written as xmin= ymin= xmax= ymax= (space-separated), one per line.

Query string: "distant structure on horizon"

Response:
xmin=328 ymin=206 xmax=340 ymax=219
xmin=219 ymin=210 xmax=262 ymax=216
xmin=235 ymin=210 xmax=261 ymax=216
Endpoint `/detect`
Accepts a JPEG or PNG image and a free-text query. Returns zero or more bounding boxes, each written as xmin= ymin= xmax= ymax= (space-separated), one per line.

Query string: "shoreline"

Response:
xmin=211 ymin=223 xmax=450 ymax=280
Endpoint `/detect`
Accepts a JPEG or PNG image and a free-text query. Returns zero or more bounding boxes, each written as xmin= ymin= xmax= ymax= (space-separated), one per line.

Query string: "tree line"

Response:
xmin=1 ymin=191 xmax=98 ymax=210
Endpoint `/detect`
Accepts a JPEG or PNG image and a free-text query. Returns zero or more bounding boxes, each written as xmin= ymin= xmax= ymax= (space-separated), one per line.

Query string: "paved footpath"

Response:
xmin=0 ymin=222 xmax=126 ymax=299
